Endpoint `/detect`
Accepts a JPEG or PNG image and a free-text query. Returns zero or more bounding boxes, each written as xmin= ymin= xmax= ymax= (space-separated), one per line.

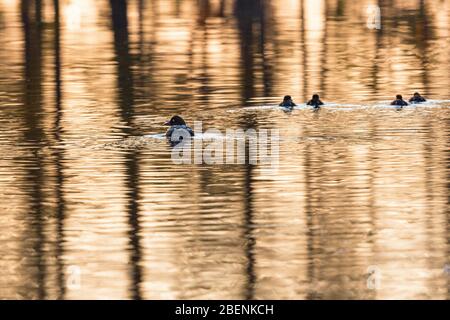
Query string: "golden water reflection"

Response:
xmin=0 ymin=0 xmax=449 ymax=299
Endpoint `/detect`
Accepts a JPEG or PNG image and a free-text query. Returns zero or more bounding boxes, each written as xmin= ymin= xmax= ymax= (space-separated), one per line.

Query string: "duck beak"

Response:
xmin=163 ymin=121 xmax=170 ymax=126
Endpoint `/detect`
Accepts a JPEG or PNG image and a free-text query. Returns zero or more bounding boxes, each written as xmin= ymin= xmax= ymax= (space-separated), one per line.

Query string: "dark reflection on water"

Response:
xmin=53 ymin=0 xmax=66 ymax=300
xmin=20 ymin=0 xmax=45 ymax=299
xmin=110 ymin=0 xmax=143 ymax=300
xmin=0 ymin=0 xmax=449 ymax=299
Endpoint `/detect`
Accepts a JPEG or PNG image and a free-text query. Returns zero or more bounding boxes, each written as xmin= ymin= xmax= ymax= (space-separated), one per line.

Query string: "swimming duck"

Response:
xmin=409 ymin=92 xmax=426 ymax=104
xmin=164 ymin=115 xmax=194 ymax=141
xmin=279 ymin=95 xmax=297 ymax=108
xmin=391 ymin=94 xmax=408 ymax=107
xmin=306 ymin=94 xmax=324 ymax=108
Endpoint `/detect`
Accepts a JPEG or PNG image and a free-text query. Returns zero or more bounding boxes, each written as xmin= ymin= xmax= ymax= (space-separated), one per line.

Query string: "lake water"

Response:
xmin=0 ymin=0 xmax=449 ymax=299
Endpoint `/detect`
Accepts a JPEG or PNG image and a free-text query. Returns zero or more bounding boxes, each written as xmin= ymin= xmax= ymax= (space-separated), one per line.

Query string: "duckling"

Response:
xmin=409 ymin=92 xmax=426 ymax=104
xmin=279 ymin=95 xmax=297 ymax=108
xmin=306 ymin=94 xmax=324 ymax=109
xmin=164 ymin=116 xmax=194 ymax=142
xmin=391 ymin=94 xmax=408 ymax=107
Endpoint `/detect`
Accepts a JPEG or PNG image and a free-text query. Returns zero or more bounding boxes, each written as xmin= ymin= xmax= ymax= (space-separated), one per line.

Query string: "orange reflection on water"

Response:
xmin=0 ymin=0 xmax=449 ymax=300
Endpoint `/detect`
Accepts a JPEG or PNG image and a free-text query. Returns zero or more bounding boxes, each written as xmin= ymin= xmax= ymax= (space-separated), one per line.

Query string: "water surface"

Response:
xmin=0 ymin=0 xmax=449 ymax=299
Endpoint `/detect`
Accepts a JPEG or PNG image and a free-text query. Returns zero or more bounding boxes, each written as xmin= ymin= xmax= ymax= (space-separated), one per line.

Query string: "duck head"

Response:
xmin=283 ymin=95 xmax=293 ymax=103
xmin=164 ymin=115 xmax=187 ymax=126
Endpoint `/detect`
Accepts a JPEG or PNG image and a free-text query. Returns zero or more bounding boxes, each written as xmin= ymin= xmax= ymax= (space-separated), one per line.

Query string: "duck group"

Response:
xmin=391 ymin=92 xmax=426 ymax=106
xmin=279 ymin=92 xmax=427 ymax=109
xmin=279 ymin=94 xmax=325 ymax=109
xmin=163 ymin=92 xmax=429 ymax=140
